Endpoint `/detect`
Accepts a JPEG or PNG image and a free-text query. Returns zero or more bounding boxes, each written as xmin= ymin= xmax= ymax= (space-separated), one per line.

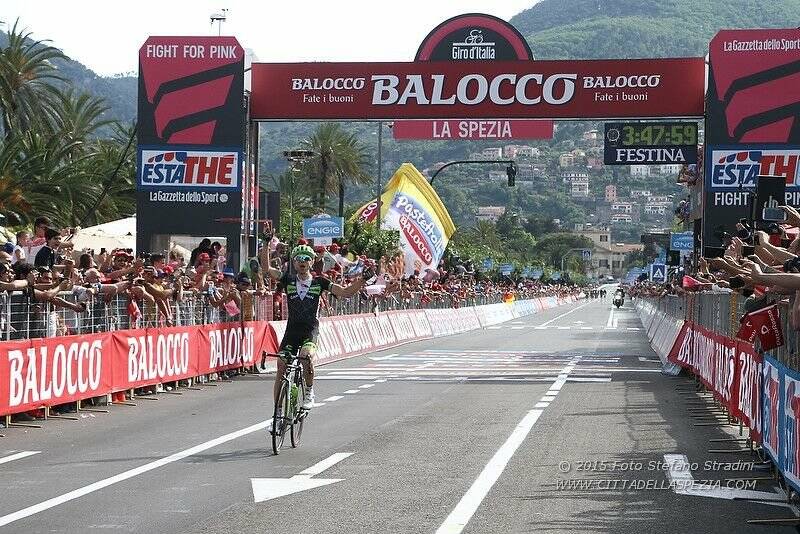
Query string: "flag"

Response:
xmin=351 ymin=163 xmax=455 ymax=277
xmin=224 ymin=300 xmax=240 ymax=317
xmin=682 ymin=275 xmax=711 ymax=291
xmin=736 ymin=304 xmax=784 ymax=351
xmin=127 ymin=299 xmax=142 ymax=321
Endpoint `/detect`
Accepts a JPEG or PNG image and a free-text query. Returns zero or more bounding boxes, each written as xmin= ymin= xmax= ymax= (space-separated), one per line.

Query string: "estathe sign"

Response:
xmin=136 ymin=36 xmax=246 ymax=258
xmin=250 ymin=58 xmax=706 ymax=120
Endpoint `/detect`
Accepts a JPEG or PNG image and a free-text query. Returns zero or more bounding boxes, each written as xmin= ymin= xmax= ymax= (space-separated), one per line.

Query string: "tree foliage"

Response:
xmin=0 ymin=21 xmax=135 ymax=228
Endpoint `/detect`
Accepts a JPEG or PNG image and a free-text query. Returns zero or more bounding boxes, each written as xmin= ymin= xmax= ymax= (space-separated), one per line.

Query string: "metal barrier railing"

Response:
xmin=0 ymin=288 xmax=577 ymax=341
xmin=639 ymin=291 xmax=800 ymax=371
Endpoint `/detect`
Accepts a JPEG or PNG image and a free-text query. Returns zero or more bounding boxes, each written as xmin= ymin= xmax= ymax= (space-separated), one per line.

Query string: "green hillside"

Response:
xmin=512 ymin=0 xmax=800 ymax=59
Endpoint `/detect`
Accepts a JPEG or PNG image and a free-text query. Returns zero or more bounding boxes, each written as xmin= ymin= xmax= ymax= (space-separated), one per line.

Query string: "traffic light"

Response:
xmin=506 ymin=162 xmax=517 ymax=187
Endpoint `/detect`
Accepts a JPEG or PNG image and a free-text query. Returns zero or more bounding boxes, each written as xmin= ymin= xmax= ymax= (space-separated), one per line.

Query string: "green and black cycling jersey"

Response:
xmin=278 ymin=272 xmax=331 ymax=330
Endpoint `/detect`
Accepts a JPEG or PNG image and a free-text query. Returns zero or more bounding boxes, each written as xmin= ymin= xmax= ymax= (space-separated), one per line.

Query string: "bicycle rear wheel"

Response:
xmin=290 ymin=374 xmax=306 ymax=448
xmin=271 ymin=380 xmax=291 ymax=454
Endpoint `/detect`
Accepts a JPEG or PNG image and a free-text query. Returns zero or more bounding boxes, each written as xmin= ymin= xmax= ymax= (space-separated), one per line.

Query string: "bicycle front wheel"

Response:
xmin=272 ymin=380 xmax=291 ymax=455
xmin=291 ymin=374 xmax=306 ymax=448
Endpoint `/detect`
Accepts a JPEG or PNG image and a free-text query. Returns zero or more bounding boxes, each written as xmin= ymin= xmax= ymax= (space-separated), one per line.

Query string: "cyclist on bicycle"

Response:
xmin=264 ymin=242 xmax=366 ymax=409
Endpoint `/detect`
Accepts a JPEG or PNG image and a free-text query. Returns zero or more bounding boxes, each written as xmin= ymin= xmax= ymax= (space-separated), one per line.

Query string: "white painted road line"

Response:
xmin=606 ymin=309 xmax=614 ymax=328
xmin=358 ymin=384 xmax=374 ymax=389
xmin=435 ymin=357 xmax=580 ymax=534
xmin=322 ymin=396 xmax=344 ymax=402
xmin=297 ymin=452 xmax=354 ymax=477
xmin=0 ymin=420 xmax=271 ymax=528
xmin=343 ymin=389 xmax=359 ymax=394
xmin=435 ymin=408 xmax=545 ymax=534
xmin=534 ymin=402 xmax=549 ymax=408
xmin=369 ymin=353 xmax=398 ymax=361
xmin=0 ymin=451 xmax=40 ymax=465
xmin=538 ymin=301 xmax=591 ymax=327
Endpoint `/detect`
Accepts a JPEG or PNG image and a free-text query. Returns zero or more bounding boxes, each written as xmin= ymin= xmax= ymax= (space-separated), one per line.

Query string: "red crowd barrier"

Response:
xmin=1 ymin=321 xmax=277 ymax=415
xmin=667 ymin=321 xmax=763 ymax=443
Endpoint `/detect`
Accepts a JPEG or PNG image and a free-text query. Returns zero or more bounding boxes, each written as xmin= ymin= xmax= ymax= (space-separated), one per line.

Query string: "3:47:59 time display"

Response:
xmin=622 ymin=124 xmax=697 ymax=146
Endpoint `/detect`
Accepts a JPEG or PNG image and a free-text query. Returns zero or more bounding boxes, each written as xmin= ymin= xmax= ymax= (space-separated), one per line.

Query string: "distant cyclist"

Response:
xmin=264 ymin=243 xmax=366 ymax=409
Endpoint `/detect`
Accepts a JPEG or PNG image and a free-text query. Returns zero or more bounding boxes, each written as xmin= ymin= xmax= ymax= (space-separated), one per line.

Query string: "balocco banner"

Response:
xmin=249 ymin=59 xmax=705 ymax=120
xmin=0 ymin=322 xmax=276 ymax=415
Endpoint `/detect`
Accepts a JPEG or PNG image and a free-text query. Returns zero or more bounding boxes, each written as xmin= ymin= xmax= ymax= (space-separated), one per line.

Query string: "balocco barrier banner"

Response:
xmin=666 ymin=321 xmax=762 ymax=443
xmin=352 ymin=164 xmax=456 ymax=276
xmin=0 ymin=322 xmax=277 ymax=416
xmin=250 ymin=59 xmax=705 ymax=120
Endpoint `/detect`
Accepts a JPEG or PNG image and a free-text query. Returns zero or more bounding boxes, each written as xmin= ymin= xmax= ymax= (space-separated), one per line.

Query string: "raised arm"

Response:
xmin=329 ymin=277 xmax=365 ymax=298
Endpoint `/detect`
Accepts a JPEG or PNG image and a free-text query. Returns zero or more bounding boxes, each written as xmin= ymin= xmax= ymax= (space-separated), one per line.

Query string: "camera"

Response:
xmin=766 ymin=222 xmax=782 ymax=235
xmin=762 ymin=206 xmax=787 ymax=222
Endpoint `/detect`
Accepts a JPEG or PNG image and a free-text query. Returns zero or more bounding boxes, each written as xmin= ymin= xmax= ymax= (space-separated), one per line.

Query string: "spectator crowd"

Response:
xmin=0 ymin=218 xmax=584 ymax=340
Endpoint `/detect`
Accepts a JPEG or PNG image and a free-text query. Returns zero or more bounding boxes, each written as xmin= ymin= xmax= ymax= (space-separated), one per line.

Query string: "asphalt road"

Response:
xmin=0 ymin=296 xmax=796 ymax=533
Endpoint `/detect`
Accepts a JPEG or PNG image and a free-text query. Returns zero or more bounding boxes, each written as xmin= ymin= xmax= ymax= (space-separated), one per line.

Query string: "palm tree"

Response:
xmin=301 ymin=123 xmax=372 ymax=216
xmin=264 ymin=171 xmax=315 ymax=240
xmin=0 ymin=19 xmax=65 ymax=138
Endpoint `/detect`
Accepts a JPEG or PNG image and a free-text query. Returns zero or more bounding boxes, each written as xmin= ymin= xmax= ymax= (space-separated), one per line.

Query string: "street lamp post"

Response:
xmin=283 ymin=149 xmax=315 ymax=243
xmin=429 ymin=160 xmax=517 ymax=185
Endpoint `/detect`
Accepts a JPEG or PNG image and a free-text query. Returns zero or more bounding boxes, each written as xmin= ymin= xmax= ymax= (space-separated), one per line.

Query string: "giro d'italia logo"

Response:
xmin=451 ymin=29 xmax=496 ymax=60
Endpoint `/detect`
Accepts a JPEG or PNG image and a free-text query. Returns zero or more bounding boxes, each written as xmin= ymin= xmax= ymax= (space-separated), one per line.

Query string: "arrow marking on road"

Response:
xmin=664 ymin=454 xmax=791 ymax=508
xmin=251 ymin=452 xmax=354 ymax=503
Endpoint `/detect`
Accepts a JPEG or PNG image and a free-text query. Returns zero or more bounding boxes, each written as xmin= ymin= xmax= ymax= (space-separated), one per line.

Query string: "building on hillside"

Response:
xmin=643 ymin=204 xmax=669 ymax=216
xmin=582 ymin=129 xmax=600 ymax=143
xmin=587 ymin=157 xmax=604 ymax=171
xmin=576 ymin=227 xmax=643 ymax=278
xmin=630 ymin=189 xmax=652 ymax=198
xmin=611 ymin=202 xmax=634 ymax=214
xmin=559 ymin=153 xmax=575 ymax=168
xmin=476 ymin=206 xmax=506 ymax=222
xmin=482 ymin=147 xmax=503 ymax=158
xmin=571 ymin=148 xmax=586 ymax=158
xmin=516 ymin=163 xmax=545 ymax=181
xmin=657 ymin=164 xmax=682 ymax=175
xmin=646 ymin=195 xmax=672 ymax=203
xmin=570 ymin=176 xmax=590 ymax=198
xmin=605 ymin=185 xmax=618 ymax=203
xmin=503 ymin=145 xmax=539 ymax=159
xmin=630 ymin=165 xmax=650 ymax=177
xmin=561 ymin=171 xmax=589 ymax=184
xmin=611 ymin=214 xmax=633 ymax=224
xmin=487 ymin=170 xmax=507 ymax=181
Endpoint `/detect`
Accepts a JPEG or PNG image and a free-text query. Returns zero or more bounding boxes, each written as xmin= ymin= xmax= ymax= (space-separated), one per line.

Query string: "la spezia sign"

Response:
xmin=303 ymin=215 xmax=344 ymax=239
xmin=392 ymin=119 xmax=552 ymax=140
xmin=603 ymin=122 xmax=698 ymax=165
xmin=250 ymin=59 xmax=706 ymax=120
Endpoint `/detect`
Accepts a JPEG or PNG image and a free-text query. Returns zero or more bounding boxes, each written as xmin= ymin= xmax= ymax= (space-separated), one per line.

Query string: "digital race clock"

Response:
xmin=604 ymin=122 xmax=699 ymax=165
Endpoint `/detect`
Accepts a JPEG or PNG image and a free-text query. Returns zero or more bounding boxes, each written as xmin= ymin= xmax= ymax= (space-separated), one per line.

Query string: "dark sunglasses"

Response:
xmin=294 ymin=255 xmax=313 ymax=262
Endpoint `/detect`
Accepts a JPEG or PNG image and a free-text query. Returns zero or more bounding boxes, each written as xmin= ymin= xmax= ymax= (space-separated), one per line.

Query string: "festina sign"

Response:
xmin=249 ymin=59 xmax=705 ymax=120
xmin=392 ymin=119 xmax=553 ymax=140
xmin=605 ymin=147 xmax=694 ymax=165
